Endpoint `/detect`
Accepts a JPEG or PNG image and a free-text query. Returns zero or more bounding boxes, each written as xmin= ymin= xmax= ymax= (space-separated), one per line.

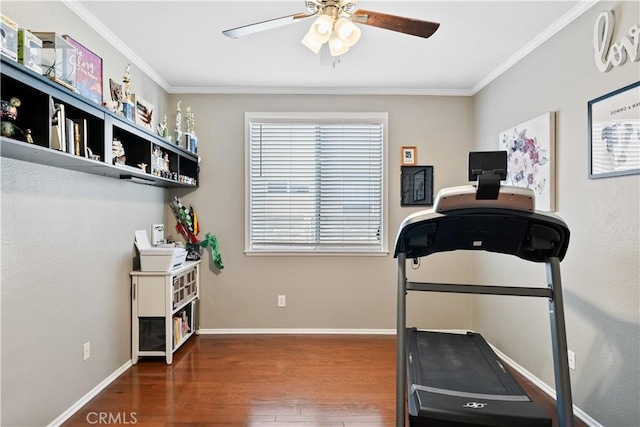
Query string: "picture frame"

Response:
xmin=135 ymin=96 xmax=154 ymax=130
xmin=62 ymin=35 xmax=103 ymax=105
xmin=499 ymin=112 xmax=556 ymax=211
xmin=401 ymin=146 xmax=417 ymax=165
xmin=401 ymin=165 xmax=434 ymax=206
xmin=588 ymin=80 xmax=640 ymax=179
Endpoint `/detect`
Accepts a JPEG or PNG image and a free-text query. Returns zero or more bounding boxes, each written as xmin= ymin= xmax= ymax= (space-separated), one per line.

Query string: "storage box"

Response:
xmin=135 ymin=229 xmax=187 ymax=272
xmin=1 ymin=14 xmax=19 ymax=61
xmin=30 ymin=32 xmax=76 ymax=90
xmin=18 ymin=29 xmax=42 ymax=73
xmin=139 ymin=248 xmax=187 ymax=272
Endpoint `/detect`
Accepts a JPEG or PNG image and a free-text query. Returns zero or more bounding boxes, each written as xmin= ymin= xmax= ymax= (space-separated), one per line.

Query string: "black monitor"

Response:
xmin=468 ymin=151 xmax=507 ymax=200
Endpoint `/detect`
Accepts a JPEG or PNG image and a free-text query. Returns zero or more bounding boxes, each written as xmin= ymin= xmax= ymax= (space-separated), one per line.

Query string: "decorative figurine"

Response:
xmin=112 ymin=137 xmax=126 ymax=165
xmin=137 ymin=163 xmax=147 ymax=172
xmin=121 ymin=64 xmax=134 ymax=121
xmin=25 ymin=129 xmax=34 ymax=144
xmin=157 ymin=114 xmax=168 ymax=138
xmin=1 ymin=97 xmax=22 ymax=139
xmin=174 ymin=101 xmax=182 ymax=145
xmin=109 ymin=78 xmax=124 ymax=114
xmin=186 ymin=106 xmax=194 ymax=134
xmin=123 ymin=64 xmax=131 ymax=103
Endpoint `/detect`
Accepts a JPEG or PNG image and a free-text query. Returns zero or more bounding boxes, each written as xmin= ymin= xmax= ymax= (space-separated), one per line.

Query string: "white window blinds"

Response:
xmin=248 ymin=116 xmax=385 ymax=253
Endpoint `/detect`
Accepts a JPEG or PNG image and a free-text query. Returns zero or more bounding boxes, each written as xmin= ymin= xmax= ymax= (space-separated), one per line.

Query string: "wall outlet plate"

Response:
xmin=568 ymin=350 xmax=575 ymax=370
xmin=83 ymin=342 xmax=91 ymax=361
xmin=277 ymin=295 xmax=286 ymax=308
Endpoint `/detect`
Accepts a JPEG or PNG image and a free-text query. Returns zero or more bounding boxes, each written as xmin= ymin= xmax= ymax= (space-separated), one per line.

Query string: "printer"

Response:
xmin=135 ymin=229 xmax=187 ymax=272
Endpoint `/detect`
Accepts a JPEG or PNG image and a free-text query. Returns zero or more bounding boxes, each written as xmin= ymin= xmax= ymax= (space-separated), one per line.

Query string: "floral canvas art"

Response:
xmin=499 ymin=112 xmax=555 ymax=211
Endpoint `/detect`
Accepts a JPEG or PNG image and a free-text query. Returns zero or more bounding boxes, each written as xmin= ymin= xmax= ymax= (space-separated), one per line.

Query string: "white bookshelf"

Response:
xmin=131 ymin=260 xmax=200 ymax=364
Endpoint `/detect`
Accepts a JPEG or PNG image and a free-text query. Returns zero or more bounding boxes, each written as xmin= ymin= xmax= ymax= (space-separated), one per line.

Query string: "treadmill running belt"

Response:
xmin=406 ymin=329 xmax=552 ymax=427
xmin=415 ymin=331 xmax=525 ymax=396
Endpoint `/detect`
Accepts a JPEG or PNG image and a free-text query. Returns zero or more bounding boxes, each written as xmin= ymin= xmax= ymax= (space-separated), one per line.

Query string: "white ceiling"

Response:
xmin=67 ymin=0 xmax=596 ymax=95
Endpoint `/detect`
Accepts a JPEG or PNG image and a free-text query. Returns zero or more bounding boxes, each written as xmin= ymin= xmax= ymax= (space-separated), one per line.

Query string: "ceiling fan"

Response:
xmin=222 ymin=0 xmax=440 ymax=57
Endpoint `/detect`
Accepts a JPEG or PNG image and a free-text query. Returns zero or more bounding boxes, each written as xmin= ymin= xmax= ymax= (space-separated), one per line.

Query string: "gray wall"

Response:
xmin=472 ymin=1 xmax=639 ymax=426
xmin=1 ymin=2 xmax=170 ymax=426
xmin=168 ymin=94 xmax=475 ymax=331
xmin=4 ymin=0 xmax=637 ymax=426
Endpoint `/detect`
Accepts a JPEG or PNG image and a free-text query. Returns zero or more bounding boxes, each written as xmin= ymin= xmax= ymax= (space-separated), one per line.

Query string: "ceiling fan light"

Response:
xmin=309 ymin=15 xmax=334 ymax=43
xmin=328 ymin=33 xmax=349 ymax=57
xmin=301 ymin=30 xmax=324 ymax=54
xmin=334 ymin=17 xmax=361 ymax=47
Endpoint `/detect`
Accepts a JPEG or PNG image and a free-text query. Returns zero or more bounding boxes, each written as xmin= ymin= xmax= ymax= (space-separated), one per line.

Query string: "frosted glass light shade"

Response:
xmin=309 ymin=15 xmax=333 ymax=42
xmin=301 ymin=14 xmax=334 ymax=54
xmin=302 ymin=30 xmax=324 ymax=54
xmin=328 ymin=32 xmax=349 ymax=56
xmin=334 ymin=17 xmax=361 ymax=47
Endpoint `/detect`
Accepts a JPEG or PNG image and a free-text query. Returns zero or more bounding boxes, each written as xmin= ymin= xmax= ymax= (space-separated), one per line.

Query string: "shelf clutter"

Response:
xmin=0 ymin=13 xmax=200 ymax=188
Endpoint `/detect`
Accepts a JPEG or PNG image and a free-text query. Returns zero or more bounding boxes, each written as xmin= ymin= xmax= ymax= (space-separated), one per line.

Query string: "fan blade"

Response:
xmin=351 ymin=9 xmax=440 ymax=39
xmin=223 ymin=12 xmax=315 ymax=38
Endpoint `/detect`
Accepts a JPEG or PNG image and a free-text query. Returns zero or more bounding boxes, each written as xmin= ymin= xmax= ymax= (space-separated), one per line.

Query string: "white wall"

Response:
xmin=472 ymin=1 xmax=639 ymax=425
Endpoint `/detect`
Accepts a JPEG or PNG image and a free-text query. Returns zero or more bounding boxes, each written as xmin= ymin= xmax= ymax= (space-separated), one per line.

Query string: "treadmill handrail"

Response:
xmin=406 ymin=282 xmax=553 ymax=299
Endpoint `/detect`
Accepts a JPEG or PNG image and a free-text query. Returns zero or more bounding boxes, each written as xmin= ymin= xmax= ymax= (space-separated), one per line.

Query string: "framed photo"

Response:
xmin=401 ymin=165 xmax=434 ymax=206
xmin=62 ymin=35 xmax=103 ymax=105
xmin=499 ymin=112 xmax=556 ymax=211
xmin=401 ymin=146 xmax=417 ymax=165
xmin=588 ymin=81 xmax=640 ymax=179
xmin=135 ymin=97 xmax=154 ymax=130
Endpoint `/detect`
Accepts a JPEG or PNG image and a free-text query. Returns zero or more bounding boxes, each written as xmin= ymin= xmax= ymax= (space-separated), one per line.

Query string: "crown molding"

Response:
xmin=168 ymin=86 xmax=474 ymax=96
xmin=471 ymin=0 xmax=599 ymax=95
xmin=63 ymin=0 xmax=597 ymax=97
xmin=61 ymin=0 xmax=171 ymax=92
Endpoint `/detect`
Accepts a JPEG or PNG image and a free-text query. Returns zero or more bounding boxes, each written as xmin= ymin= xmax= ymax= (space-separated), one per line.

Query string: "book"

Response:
xmin=71 ymin=118 xmax=87 ymax=157
xmin=51 ymin=102 xmax=66 ymax=151
xmin=73 ymin=122 xmax=80 ymax=156
xmin=51 ymin=124 xmax=62 ymax=151
xmin=65 ymin=118 xmax=74 ymax=155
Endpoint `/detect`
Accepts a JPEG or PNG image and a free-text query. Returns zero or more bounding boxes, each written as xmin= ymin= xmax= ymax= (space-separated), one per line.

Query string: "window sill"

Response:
xmin=244 ymin=250 xmax=390 ymax=257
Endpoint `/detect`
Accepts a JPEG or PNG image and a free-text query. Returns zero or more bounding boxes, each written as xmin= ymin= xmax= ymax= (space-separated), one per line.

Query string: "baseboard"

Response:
xmin=198 ymin=328 xmax=396 ymax=335
xmin=490 ymin=345 xmax=603 ymax=427
xmin=48 ymin=360 xmax=132 ymax=427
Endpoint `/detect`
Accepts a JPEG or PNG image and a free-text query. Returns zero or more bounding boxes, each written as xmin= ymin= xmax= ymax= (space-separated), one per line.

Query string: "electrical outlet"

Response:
xmin=83 ymin=342 xmax=91 ymax=361
xmin=277 ymin=295 xmax=286 ymax=308
xmin=568 ymin=350 xmax=575 ymax=370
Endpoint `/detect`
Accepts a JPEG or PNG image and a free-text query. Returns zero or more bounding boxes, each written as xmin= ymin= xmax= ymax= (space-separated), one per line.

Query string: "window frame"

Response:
xmin=244 ymin=112 xmax=389 ymax=256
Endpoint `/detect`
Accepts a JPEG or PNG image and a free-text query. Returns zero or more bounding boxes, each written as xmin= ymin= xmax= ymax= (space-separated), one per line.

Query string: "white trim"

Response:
xmin=61 ymin=0 xmax=170 ymax=92
xmin=48 ymin=361 xmax=132 ymax=427
xmin=244 ymin=112 xmax=389 ymax=255
xmin=490 ymin=345 xmax=604 ymax=427
xmin=170 ymin=86 xmax=473 ymax=96
xmin=60 ymin=0 xmax=596 ymax=96
xmin=198 ymin=328 xmax=396 ymax=335
xmin=471 ymin=0 xmax=599 ymax=94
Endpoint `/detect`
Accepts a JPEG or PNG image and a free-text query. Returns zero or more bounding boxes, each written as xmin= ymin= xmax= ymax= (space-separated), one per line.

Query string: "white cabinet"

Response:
xmin=130 ymin=260 xmax=200 ymax=364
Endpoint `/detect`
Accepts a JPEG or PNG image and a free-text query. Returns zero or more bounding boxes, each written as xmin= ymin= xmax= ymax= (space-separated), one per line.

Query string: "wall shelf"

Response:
xmin=1 ymin=57 xmax=199 ymax=188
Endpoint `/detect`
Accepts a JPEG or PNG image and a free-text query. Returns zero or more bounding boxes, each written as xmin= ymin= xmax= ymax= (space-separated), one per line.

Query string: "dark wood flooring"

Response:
xmin=62 ymin=335 xmax=586 ymax=427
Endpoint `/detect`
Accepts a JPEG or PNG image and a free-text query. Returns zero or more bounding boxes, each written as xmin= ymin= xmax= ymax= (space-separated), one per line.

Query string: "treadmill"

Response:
xmin=394 ymin=152 xmax=574 ymax=427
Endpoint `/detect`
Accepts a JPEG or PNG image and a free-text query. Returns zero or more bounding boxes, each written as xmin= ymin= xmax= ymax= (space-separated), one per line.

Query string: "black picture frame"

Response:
xmin=401 ymin=165 xmax=434 ymax=206
xmin=588 ymin=80 xmax=640 ymax=179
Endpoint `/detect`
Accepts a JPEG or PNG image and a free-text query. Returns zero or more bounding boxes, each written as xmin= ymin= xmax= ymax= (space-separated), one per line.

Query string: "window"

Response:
xmin=246 ymin=112 xmax=388 ymax=254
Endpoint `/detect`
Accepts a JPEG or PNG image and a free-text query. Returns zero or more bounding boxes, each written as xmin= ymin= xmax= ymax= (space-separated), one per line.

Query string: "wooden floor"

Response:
xmin=62 ymin=335 xmax=586 ymax=427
